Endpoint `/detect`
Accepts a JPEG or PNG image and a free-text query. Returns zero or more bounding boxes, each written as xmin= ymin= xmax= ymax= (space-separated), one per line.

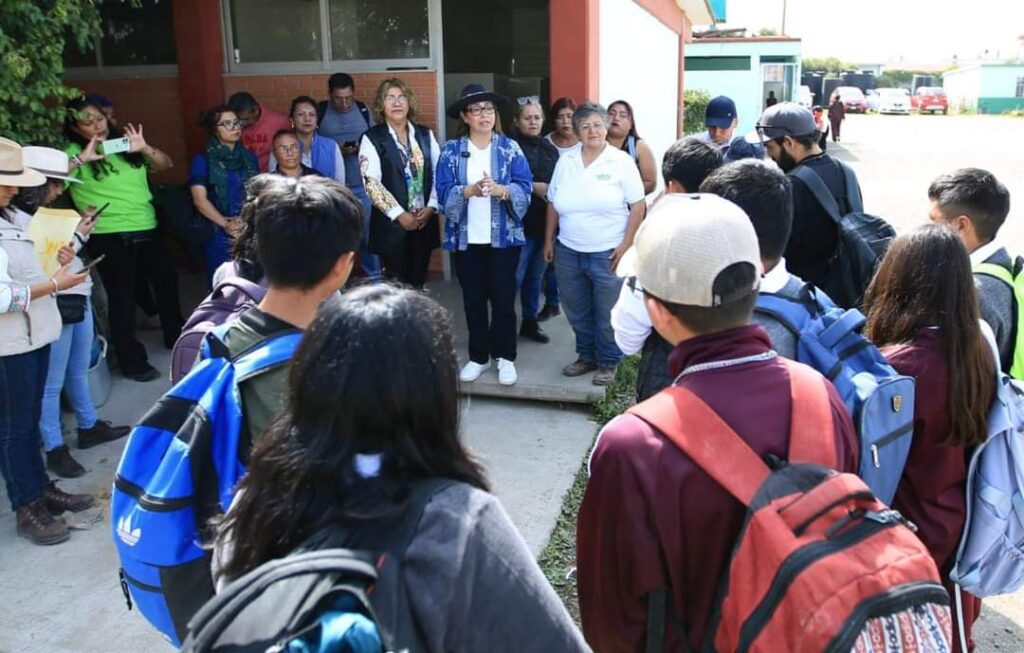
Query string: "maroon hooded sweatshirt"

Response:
xmin=577 ymin=325 xmax=859 ymax=652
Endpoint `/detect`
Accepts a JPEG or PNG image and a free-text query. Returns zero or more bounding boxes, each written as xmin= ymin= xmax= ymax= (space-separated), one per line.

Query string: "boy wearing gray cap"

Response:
xmin=755 ymin=102 xmax=864 ymax=307
xmin=576 ymin=193 xmax=858 ymax=652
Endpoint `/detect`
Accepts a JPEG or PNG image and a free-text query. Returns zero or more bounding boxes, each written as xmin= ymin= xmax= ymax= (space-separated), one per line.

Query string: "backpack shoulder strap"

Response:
xmin=838 ymin=161 xmax=864 ymax=213
xmin=754 ymin=292 xmax=812 ymax=337
xmin=232 ymin=331 xmax=303 ymax=382
xmin=357 ymin=101 xmax=372 ymax=128
xmin=781 ymin=359 xmax=837 ymax=469
xmin=212 ymin=277 xmax=267 ymax=304
xmin=790 ymin=165 xmax=844 ymax=225
xmin=975 ymin=261 xmax=1015 ymax=287
xmin=629 ymin=387 xmax=770 ymax=506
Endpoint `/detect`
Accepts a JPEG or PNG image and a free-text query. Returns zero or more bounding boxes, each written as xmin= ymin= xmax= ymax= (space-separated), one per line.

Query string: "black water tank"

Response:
xmin=841 ymin=72 xmax=876 ymax=92
xmin=823 ymin=78 xmax=843 ymax=102
xmin=802 ymin=73 xmax=824 ymax=105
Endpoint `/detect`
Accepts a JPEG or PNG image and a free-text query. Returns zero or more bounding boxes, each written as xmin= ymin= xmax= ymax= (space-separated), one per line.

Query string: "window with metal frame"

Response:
xmin=1016 ymin=76 xmax=1024 ymax=99
xmin=64 ymin=0 xmax=177 ymax=71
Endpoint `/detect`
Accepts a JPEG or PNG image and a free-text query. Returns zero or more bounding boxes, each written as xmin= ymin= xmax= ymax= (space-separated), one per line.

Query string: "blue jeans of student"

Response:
xmin=554 ymin=241 xmax=624 ymax=368
xmin=40 ymin=301 xmax=98 ymax=452
xmin=516 ymin=234 xmax=547 ymax=320
xmin=354 ymin=188 xmax=381 ymax=280
xmin=543 ymin=263 xmax=559 ymax=307
xmin=1 ymin=345 xmax=51 ymax=510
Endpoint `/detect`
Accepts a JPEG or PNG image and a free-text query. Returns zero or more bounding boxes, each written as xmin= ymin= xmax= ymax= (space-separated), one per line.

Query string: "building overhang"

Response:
xmin=676 ymin=0 xmax=715 ymax=26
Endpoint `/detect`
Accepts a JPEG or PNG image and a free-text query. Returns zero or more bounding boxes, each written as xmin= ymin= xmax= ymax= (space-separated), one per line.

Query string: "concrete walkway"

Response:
xmin=0 ymin=275 xmax=598 ymax=652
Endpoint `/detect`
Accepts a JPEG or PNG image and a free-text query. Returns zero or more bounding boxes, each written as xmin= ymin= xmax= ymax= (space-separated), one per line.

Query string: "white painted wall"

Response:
xmin=599 ymin=0 xmax=680 ymax=194
xmin=942 ymin=67 xmax=980 ymax=111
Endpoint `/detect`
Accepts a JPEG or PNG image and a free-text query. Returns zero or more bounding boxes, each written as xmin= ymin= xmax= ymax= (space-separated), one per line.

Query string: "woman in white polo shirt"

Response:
xmin=543 ymin=102 xmax=646 ymax=385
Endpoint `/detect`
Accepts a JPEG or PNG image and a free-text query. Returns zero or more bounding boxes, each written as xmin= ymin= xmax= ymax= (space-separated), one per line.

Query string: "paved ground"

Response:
xmin=831 ymin=113 xmax=1024 ymax=650
xmin=0 ymin=275 xmax=598 ymax=653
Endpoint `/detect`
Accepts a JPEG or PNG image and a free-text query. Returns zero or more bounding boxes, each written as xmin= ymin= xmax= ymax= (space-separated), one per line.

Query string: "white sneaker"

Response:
xmin=496 ymin=358 xmax=518 ymax=386
xmin=460 ymin=360 xmax=491 ymax=382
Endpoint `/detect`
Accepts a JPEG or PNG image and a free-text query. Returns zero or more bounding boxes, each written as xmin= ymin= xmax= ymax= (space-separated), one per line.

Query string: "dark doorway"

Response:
xmin=440 ymin=0 xmax=550 ymax=136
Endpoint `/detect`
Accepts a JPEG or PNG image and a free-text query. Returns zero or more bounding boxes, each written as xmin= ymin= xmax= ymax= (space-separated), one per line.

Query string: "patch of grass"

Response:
xmin=538 ymin=356 xmax=640 ymax=625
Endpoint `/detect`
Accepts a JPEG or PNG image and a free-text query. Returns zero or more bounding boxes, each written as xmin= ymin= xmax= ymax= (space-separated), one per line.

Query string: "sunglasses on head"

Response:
xmin=516 ymin=95 xmax=540 ymax=106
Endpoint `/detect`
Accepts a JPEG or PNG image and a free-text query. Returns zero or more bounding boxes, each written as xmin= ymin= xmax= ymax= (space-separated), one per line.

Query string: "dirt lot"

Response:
xmin=831 ymin=112 xmax=1024 ymax=650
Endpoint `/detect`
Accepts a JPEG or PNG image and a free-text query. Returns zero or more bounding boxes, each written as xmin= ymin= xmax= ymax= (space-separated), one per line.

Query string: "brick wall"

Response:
xmin=65 ymin=75 xmax=188 ymax=184
xmin=222 ymin=71 xmax=440 ymax=133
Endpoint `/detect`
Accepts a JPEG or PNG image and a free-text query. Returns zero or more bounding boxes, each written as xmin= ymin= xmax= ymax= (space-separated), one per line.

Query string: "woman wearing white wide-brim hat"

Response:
xmin=0 ymin=137 xmax=95 ymax=546
xmin=17 ymin=146 xmax=131 ymax=481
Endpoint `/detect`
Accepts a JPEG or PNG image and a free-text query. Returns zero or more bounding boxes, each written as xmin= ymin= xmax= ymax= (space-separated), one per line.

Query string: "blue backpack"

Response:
xmin=755 ymin=284 xmax=916 ymax=504
xmin=949 ymin=328 xmax=1024 ymax=650
xmin=111 ymin=326 xmax=302 ymax=646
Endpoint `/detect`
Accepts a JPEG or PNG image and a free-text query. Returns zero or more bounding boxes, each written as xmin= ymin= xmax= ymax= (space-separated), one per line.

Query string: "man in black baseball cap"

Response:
xmin=698 ymin=96 xmax=763 ymax=163
xmin=754 ymin=102 xmax=864 ymax=305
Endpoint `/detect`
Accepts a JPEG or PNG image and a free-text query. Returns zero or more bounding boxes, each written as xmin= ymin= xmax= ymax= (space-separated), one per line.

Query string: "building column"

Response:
xmin=173 ymin=0 xmax=225 ymax=158
xmin=549 ymin=0 xmax=600 ymax=103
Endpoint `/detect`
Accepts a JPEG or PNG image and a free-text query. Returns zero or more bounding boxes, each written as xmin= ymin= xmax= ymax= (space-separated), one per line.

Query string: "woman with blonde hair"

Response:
xmin=358 ymin=78 xmax=441 ymax=288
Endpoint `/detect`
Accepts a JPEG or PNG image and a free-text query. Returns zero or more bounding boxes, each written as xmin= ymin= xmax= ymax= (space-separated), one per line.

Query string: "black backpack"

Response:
xmin=180 ymin=478 xmax=455 ymax=653
xmin=791 ymin=162 xmax=895 ymax=309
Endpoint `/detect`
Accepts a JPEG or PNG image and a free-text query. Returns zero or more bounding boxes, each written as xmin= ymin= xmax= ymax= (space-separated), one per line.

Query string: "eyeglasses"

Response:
xmin=465 ymin=105 xmax=496 ymax=117
xmin=274 ymin=144 xmax=300 ymax=154
xmin=517 ymin=95 xmax=540 ymax=106
xmin=217 ymin=119 xmax=243 ymax=129
xmin=384 ymin=94 xmax=408 ymax=105
xmin=578 ymin=121 xmax=606 ymax=132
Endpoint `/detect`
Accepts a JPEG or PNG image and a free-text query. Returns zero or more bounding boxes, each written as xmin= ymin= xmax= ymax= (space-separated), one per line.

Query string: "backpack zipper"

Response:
xmin=114 ymin=475 xmax=193 ymax=512
xmin=735 ymin=517 xmax=899 ymax=651
xmin=868 ymin=422 xmax=914 ymax=468
xmin=824 ymin=582 xmax=951 ymax=652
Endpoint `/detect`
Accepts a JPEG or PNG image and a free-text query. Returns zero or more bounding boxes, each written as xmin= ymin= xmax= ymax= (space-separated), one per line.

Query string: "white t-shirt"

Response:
xmin=545 ymin=133 xmax=582 ymax=157
xmin=547 ymin=145 xmax=646 ymax=253
xmin=466 ymin=141 xmax=492 ymax=245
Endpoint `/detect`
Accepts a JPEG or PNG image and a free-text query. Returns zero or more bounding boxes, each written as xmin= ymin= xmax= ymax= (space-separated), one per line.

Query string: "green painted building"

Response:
xmin=943 ymin=62 xmax=1024 ymax=114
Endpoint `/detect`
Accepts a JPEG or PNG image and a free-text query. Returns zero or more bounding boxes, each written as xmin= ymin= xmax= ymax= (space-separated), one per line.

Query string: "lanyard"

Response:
xmin=672 ymin=350 xmax=778 ymax=385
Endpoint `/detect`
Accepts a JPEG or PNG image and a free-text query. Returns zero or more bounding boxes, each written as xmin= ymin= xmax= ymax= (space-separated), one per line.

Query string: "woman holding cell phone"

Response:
xmin=64 ymin=96 xmax=183 ymax=382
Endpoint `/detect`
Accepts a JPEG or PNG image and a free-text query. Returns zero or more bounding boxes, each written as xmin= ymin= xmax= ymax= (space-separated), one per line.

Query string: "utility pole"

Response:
xmin=781 ymin=0 xmax=788 ymax=36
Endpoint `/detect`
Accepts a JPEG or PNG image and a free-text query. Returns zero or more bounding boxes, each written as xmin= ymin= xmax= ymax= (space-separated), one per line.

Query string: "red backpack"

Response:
xmin=629 ymin=361 xmax=952 ymax=653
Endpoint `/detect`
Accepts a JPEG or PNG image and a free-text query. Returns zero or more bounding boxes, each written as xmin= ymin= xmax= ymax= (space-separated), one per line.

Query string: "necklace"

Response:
xmin=672 ymin=350 xmax=778 ymax=384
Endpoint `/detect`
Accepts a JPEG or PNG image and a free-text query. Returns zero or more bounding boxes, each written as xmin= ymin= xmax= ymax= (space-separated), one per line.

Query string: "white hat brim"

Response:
xmin=0 ymin=168 xmax=47 ymax=187
xmin=30 ymin=169 xmax=81 ymax=184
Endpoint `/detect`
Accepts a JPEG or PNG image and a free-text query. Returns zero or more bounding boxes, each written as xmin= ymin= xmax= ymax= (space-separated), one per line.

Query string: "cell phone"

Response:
xmin=84 ymin=202 xmax=110 ymax=222
xmin=343 ymin=140 xmax=358 ymax=149
xmin=80 ymin=254 xmax=106 ymax=272
xmin=101 ymin=137 xmax=131 ymax=155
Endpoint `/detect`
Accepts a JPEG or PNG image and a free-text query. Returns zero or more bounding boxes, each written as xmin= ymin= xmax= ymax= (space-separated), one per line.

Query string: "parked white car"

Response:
xmin=877 ymin=88 xmax=911 ymax=115
xmin=865 ymin=90 xmax=880 ymax=112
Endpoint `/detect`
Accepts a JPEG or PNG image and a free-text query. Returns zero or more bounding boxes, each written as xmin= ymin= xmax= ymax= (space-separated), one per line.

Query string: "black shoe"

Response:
xmin=124 ymin=365 xmax=160 ymax=382
xmin=42 ymin=480 xmax=95 ymax=514
xmin=537 ymin=304 xmax=561 ymax=321
xmin=77 ymin=420 xmax=131 ymax=450
xmin=46 ymin=445 xmax=86 ymax=479
xmin=519 ymin=319 xmax=550 ymax=344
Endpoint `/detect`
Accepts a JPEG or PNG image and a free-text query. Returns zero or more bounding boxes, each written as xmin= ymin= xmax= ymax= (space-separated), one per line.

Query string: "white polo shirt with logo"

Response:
xmin=547 ymin=144 xmax=645 ymax=253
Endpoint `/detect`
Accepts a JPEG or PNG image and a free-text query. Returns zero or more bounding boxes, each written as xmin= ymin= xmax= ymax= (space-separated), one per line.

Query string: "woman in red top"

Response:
xmin=864 ymin=224 xmax=995 ymax=652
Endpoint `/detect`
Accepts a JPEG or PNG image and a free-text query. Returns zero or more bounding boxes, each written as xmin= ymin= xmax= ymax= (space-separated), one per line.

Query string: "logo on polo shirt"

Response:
xmin=595 ymin=173 xmax=612 ymax=181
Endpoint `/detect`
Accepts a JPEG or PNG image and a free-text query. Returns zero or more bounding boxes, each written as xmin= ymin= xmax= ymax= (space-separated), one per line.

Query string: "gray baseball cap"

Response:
xmin=754 ymin=102 xmax=818 ymax=140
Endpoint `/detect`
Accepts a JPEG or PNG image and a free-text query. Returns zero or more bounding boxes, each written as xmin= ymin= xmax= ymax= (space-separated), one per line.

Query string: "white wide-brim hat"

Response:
xmin=22 ymin=146 xmax=81 ymax=184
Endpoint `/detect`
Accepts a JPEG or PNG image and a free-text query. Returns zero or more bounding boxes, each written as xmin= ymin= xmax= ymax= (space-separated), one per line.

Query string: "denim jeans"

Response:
xmin=542 ymin=263 xmax=559 ymax=307
xmin=554 ymin=241 xmax=624 ymax=368
xmin=1 ymin=345 xmax=51 ymax=510
xmin=40 ymin=300 xmax=98 ymax=451
xmin=354 ymin=189 xmax=381 ymax=280
xmin=516 ymin=234 xmax=547 ymax=320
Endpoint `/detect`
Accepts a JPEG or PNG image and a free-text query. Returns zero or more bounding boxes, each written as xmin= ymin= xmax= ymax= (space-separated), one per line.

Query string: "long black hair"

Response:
xmin=864 ymin=224 xmax=995 ymax=447
xmin=217 ymin=284 xmax=490 ymax=578
xmin=63 ymin=97 xmax=146 ymax=181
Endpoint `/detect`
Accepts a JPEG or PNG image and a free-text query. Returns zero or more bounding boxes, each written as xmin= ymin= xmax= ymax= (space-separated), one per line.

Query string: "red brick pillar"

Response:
xmin=173 ymin=0 xmax=226 ymax=159
xmin=549 ymin=0 xmax=600 ymax=104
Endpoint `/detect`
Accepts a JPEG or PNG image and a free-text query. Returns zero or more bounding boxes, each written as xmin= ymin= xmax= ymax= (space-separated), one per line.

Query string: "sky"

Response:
xmin=717 ymin=0 xmax=1024 ymax=66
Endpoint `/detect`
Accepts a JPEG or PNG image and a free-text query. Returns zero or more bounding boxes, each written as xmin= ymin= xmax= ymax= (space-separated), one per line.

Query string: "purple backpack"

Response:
xmin=170 ymin=276 xmax=267 ymax=384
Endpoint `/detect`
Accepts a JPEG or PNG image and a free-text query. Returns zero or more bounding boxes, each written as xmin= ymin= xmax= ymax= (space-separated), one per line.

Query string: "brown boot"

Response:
xmin=16 ymin=498 xmax=70 ymax=545
xmin=42 ymin=480 xmax=95 ymax=515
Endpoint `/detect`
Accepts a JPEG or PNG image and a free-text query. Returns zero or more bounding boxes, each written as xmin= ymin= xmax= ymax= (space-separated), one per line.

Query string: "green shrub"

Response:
xmin=683 ymin=89 xmax=712 ymax=135
xmin=0 ymin=1 xmax=105 ymax=144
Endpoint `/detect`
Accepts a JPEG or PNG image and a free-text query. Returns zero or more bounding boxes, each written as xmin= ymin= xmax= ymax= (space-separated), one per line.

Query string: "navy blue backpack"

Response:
xmin=755 ymin=284 xmax=916 ymax=504
xmin=111 ymin=326 xmax=302 ymax=646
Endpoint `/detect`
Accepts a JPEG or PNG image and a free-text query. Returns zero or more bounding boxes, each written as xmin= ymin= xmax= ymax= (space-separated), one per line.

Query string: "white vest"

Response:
xmin=0 ymin=211 xmax=61 ymax=356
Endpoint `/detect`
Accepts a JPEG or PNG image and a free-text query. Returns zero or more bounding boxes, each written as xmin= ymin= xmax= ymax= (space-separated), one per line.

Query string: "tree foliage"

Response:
xmin=683 ymin=89 xmax=711 ymax=135
xmin=757 ymin=28 xmax=780 ymax=37
xmin=802 ymin=57 xmax=856 ymax=74
xmin=0 ymin=1 xmax=104 ymax=145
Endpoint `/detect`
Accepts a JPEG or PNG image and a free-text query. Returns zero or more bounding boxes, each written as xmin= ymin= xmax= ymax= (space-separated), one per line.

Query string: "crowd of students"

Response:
xmin=0 ymin=80 xmax=1018 ymax=651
